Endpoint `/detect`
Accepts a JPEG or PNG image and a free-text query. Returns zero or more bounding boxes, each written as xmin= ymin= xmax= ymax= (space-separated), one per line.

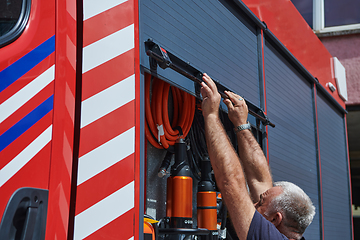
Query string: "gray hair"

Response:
xmin=266 ymin=181 xmax=315 ymax=237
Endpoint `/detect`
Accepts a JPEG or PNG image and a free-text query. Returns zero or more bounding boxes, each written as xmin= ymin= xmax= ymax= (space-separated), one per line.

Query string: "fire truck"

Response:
xmin=0 ymin=0 xmax=353 ymax=239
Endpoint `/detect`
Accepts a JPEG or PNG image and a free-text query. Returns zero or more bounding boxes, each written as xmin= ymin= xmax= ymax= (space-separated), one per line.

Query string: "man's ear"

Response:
xmin=271 ymin=212 xmax=283 ymax=227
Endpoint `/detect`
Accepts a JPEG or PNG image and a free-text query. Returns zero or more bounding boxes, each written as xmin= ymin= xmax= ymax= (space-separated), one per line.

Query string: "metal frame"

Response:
xmin=313 ymin=0 xmax=360 ymax=34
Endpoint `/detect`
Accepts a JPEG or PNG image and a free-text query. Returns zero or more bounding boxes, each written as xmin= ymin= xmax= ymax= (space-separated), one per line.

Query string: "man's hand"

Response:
xmin=201 ymin=73 xmax=255 ymax=240
xmin=223 ymin=91 xmax=248 ymax=127
xmin=200 ymin=73 xmax=221 ymax=118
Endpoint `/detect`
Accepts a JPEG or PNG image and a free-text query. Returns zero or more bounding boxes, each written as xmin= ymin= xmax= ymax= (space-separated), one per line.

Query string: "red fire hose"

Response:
xmin=145 ymin=73 xmax=195 ymax=149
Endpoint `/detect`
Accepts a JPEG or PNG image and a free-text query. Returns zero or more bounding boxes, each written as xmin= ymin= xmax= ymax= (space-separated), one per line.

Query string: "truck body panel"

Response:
xmin=0 ymin=0 xmax=352 ymax=239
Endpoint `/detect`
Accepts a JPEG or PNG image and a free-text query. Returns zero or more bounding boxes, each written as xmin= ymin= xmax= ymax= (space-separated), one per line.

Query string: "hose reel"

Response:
xmin=145 ymin=73 xmax=195 ymax=149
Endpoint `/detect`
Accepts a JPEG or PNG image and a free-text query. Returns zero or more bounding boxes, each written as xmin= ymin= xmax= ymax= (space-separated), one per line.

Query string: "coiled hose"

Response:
xmin=145 ymin=73 xmax=195 ymax=149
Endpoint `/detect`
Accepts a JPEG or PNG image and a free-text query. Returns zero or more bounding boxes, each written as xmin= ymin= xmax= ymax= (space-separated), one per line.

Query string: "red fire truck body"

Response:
xmin=0 ymin=0 xmax=352 ymax=239
xmin=1 ymin=0 xmax=140 ymax=239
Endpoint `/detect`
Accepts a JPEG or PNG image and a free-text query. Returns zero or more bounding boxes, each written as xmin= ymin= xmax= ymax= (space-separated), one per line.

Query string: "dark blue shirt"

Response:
xmin=247 ymin=210 xmax=288 ymax=240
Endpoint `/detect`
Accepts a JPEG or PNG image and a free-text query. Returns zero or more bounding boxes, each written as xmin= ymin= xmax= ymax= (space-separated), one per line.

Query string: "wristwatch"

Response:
xmin=234 ymin=122 xmax=251 ymax=133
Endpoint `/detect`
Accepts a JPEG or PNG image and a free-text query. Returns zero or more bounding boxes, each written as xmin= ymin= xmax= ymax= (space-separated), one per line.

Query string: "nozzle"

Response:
xmin=158 ymin=151 xmax=173 ymax=178
xmin=170 ymin=138 xmax=191 ymax=177
xmin=198 ymin=155 xmax=214 ymax=192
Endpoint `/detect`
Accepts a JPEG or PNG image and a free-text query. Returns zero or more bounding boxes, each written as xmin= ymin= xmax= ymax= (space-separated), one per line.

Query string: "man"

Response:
xmin=200 ymin=73 xmax=315 ymax=240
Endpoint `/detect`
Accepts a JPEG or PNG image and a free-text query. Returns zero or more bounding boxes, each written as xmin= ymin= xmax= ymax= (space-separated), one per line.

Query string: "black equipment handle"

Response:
xmin=145 ymin=40 xmax=275 ymax=128
xmin=158 ymin=228 xmax=210 ymax=235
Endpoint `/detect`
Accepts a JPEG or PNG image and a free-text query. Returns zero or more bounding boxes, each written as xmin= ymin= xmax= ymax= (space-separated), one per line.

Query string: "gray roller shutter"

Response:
xmin=140 ymin=0 xmax=261 ymax=105
xmin=317 ymin=92 xmax=352 ymax=240
xmin=264 ymin=41 xmax=321 ymax=240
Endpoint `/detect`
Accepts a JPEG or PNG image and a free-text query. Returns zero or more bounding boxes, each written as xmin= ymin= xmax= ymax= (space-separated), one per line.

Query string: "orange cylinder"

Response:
xmin=165 ymin=138 xmax=194 ymax=228
xmin=166 ymin=176 xmax=173 ymax=218
xmin=197 ymin=191 xmax=217 ymax=230
xmin=171 ymin=176 xmax=193 ymax=218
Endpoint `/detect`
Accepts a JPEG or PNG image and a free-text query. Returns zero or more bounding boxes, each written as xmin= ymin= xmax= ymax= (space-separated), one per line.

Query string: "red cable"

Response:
xmin=145 ymin=73 xmax=195 ymax=149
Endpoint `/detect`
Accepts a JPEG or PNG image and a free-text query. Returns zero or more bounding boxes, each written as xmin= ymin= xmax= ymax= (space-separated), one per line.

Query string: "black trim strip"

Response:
xmin=346 ymin=105 xmax=360 ymax=111
xmin=158 ymin=228 xmax=209 ymax=235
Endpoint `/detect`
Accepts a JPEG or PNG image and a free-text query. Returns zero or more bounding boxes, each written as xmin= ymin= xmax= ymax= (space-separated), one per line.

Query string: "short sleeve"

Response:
xmin=247 ymin=210 xmax=288 ymax=240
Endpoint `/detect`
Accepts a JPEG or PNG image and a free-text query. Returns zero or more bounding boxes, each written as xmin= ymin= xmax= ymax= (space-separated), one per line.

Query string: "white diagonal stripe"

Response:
xmin=0 ymin=65 xmax=55 ymax=123
xmin=82 ymin=24 xmax=134 ymax=73
xmin=74 ymin=181 xmax=134 ymax=240
xmin=0 ymin=125 xmax=52 ymax=187
xmin=80 ymin=74 xmax=134 ymax=128
xmin=83 ymin=0 xmax=128 ymax=20
xmin=77 ymin=127 xmax=135 ymax=185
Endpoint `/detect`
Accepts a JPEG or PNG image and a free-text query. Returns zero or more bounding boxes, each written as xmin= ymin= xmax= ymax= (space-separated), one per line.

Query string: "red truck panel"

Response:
xmin=45 ymin=0 xmax=78 ymax=238
xmin=243 ymin=0 xmax=345 ymax=108
xmin=73 ymin=0 xmax=140 ymax=239
xmin=0 ymin=0 xmax=55 ymax=224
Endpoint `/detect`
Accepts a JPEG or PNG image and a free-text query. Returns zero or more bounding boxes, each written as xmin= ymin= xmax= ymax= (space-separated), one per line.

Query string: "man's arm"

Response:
xmin=223 ymin=91 xmax=273 ymax=203
xmin=201 ymin=74 xmax=255 ymax=239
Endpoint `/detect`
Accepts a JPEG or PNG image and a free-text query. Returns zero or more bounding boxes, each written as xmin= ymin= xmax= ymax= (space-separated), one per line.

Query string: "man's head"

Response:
xmin=255 ymin=181 xmax=316 ymax=240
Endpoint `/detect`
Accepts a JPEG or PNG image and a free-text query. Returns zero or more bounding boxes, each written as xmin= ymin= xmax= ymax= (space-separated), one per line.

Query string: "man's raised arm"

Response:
xmin=223 ymin=91 xmax=273 ymax=203
xmin=200 ymin=74 xmax=255 ymax=239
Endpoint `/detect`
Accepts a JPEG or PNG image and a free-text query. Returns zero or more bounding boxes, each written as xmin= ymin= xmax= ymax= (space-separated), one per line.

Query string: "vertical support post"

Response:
xmin=257 ymin=27 xmax=269 ymax=161
xmin=313 ymin=0 xmax=324 ymax=31
xmin=313 ymin=83 xmax=324 ymax=240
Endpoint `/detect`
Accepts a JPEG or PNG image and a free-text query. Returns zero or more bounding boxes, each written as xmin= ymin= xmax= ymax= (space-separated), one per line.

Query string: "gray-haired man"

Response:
xmin=200 ymin=73 xmax=315 ymax=240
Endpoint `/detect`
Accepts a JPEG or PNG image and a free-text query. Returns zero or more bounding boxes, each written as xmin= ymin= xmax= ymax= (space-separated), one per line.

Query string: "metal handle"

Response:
xmin=145 ymin=43 xmax=275 ymax=128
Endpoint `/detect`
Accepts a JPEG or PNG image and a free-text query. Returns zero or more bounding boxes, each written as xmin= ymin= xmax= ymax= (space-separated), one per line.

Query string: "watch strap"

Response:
xmin=234 ymin=122 xmax=251 ymax=133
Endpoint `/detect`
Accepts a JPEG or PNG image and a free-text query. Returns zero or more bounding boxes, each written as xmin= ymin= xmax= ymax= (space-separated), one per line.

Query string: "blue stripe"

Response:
xmin=0 ymin=95 xmax=54 ymax=152
xmin=0 ymin=35 xmax=55 ymax=93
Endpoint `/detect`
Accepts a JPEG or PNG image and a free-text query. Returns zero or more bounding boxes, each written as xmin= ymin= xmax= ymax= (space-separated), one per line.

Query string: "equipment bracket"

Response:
xmin=145 ymin=39 xmax=275 ymax=128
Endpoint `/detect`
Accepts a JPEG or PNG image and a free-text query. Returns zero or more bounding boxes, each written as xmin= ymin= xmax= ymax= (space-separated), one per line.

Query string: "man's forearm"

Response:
xmin=222 ymin=90 xmax=273 ymax=201
xmin=204 ymin=114 xmax=254 ymax=239
xmin=205 ymin=115 xmax=245 ymax=189
xmin=236 ymin=128 xmax=273 ymax=202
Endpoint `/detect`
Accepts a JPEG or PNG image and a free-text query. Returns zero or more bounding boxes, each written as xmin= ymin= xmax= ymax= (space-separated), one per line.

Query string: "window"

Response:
xmin=324 ymin=0 xmax=360 ymax=27
xmin=0 ymin=0 xmax=31 ymax=47
xmin=291 ymin=0 xmax=360 ymax=34
xmin=291 ymin=0 xmax=313 ymax=28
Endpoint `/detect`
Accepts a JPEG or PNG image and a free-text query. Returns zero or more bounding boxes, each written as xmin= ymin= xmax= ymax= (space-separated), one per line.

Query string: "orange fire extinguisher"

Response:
xmin=166 ymin=138 xmax=193 ymax=228
xmin=197 ymin=156 xmax=218 ymax=240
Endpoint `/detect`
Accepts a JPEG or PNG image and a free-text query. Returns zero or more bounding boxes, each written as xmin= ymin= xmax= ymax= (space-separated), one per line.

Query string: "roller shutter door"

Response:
xmin=140 ymin=0 xmax=261 ymax=105
xmin=264 ymin=41 xmax=321 ymax=239
xmin=317 ymin=92 xmax=352 ymax=240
